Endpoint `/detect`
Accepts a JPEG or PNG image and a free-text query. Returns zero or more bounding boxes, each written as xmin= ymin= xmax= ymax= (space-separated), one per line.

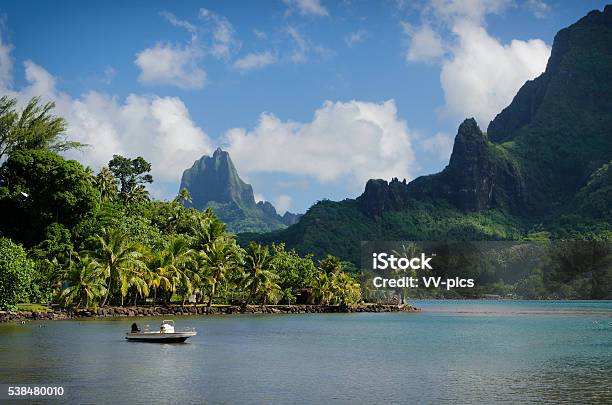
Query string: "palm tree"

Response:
xmin=144 ymin=266 xmax=171 ymax=308
xmin=311 ymin=271 xmax=334 ymax=305
xmin=242 ymin=242 xmax=278 ymax=306
xmin=391 ymin=243 xmax=419 ymax=304
xmin=124 ymin=184 xmax=149 ymax=205
xmin=331 ymin=272 xmax=361 ymax=306
xmin=174 ymin=188 xmax=192 ymax=206
xmin=318 ymin=255 xmax=345 ymax=275
xmin=153 ymin=237 xmax=197 ymax=305
xmin=191 ymin=210 xmax=227 ymax=250
xmin=95 ymin=166 xmax=118 ymax=203
xmin=200 ymin=238 xmax=239 ymax=307
xmin=88 ymin=228 xmax=146 ymax=306
xmin=59 ymin=256 xmax=107 ymax=308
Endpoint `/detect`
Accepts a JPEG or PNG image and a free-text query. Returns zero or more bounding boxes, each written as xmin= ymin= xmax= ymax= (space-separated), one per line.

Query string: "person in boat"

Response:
xmin=131 ymin=322 xmax=141 ymax=333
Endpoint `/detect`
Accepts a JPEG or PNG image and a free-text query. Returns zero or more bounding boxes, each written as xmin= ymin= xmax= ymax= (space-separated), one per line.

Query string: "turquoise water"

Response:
xmin=0 ymin=300 xmax=610 ymax=404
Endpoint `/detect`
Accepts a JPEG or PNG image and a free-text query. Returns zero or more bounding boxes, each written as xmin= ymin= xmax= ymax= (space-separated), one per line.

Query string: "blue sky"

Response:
xmin=0 ymin=0 xmax=607 ymax=213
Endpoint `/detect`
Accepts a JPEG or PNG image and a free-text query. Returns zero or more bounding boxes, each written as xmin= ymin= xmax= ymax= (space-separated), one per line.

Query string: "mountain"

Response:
xmin=244 ymin=6 xmax=612 ymax=262
xmin=180 ymin=148 xmax=301 ymax=233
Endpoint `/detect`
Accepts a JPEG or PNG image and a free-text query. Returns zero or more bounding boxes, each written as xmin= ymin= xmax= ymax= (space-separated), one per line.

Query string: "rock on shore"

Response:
xmin=0 ymin=304 xmax=419 ymax=323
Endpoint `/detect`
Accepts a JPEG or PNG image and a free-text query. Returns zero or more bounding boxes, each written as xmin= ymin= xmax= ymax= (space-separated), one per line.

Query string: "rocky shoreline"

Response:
xmin=0 ymin=303 xmax=419 ymax=323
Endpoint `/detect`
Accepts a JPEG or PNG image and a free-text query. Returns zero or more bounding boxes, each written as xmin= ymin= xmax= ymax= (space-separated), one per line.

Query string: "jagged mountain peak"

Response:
xmin=179 ymin=149 xmax=302 ymax=233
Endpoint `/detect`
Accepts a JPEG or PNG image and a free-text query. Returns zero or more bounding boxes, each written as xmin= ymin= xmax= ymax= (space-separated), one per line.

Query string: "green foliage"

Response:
xmin=574 ymin=161 xmax=612 ymax=221
xmin=94 ymin=166 xmax=118 ymax=203
xmin=242 ymin=242 xmax=279 ymax=305
xmin=0 ymin=96 xmax=82 ymax=163
xmin=108 ymin=155 xmax=153 ymax=203
xmin=0 ymin=149 xmax=98 ymax=246
xmin=271 ymin=243 xmax=316 ymax=302
xmin=59 ymin=256 xmax=107 ymax=309
xmin=0 ymin=237 xmax=35 ymax=310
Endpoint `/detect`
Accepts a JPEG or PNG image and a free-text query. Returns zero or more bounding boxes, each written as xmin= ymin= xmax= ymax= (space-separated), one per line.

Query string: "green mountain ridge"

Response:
xmin=243 ymin=5 xmax=612 ymax=263
xmin=179 ymin=148 xmax=301 ymax=233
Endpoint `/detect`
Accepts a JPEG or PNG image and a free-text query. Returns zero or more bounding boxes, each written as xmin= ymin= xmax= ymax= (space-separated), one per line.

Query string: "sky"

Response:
xmin=0 ymin=0 xmax=607 ymax=214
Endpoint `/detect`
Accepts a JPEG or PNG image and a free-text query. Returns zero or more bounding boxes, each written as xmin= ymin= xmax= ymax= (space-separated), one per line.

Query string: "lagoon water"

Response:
xmin=1 ymin=300 xmax=611 ymax=404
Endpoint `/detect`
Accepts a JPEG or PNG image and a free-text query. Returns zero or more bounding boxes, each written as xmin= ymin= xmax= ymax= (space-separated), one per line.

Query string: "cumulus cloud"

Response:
xmin=283 ymin=0 xmax=329 ymax=17
xmin=0 ymin=39 xmax=212 ymax=190
xmin=419 ymin=132 xmax=453 ymax=161
xmin=405 ymin=0 xmax=551 ymax=126
xmin=233 ymin=51 xmax=278 ymax=72
xmin=135 ymin=9 xmax=239 ymax=89
xmin=224 ymin=100 xmax=416 ymax=188
xmin=402 ymin=23 xmax=444 ymax=62
xmin=345 ymin=30 xmax=367 ymax=47
xmin=440 ymin=21 xmax=550 ymax=125
xmin=135 ymin=42 xmax=206 ymax=89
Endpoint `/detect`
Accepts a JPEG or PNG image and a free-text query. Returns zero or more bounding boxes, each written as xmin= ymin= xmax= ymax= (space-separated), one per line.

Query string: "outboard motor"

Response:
xmin=131 ymin=322 xmax=140 ymax=333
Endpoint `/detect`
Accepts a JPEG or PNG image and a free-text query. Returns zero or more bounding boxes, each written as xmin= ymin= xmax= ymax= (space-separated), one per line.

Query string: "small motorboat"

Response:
xmin=125 ymin=320 xmax=197 ymax=343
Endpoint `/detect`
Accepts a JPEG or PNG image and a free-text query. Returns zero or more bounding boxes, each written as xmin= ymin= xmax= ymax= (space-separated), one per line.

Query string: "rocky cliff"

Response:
xmin=180 ymin=148 xmax=301 ymax=233
xmin=249 ymin=6 xmax=612 ymax=262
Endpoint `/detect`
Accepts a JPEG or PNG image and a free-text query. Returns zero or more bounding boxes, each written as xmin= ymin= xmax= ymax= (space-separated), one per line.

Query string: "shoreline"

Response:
xmin=0 ymin=303 xmax=419 ymax=323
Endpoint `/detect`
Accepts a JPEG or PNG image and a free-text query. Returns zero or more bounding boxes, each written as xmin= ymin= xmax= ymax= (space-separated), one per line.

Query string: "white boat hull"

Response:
xmin=125 ymin=331 xmax=197 ymax=343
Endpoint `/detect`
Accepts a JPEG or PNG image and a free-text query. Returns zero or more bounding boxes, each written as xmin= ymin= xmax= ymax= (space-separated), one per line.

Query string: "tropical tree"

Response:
xmin=331 ymin=272 xmax=361 ymax=306
xmin=0 ymin=237 xmax=35 ymax=310
xmin=271 ymin=243 xmax=316 ymax=303
xmin=200 ymin=238 xmax=239 ymax=307
xmin=95 ymin=166 xmax=118 ymax=203
xmin=174 ymin=188 xmax=192 ymax=205
xmin=153 ymin=237 xmax=197 ymax=305
xmin=310 ymin=271 xmax=334 ymax=305
xmin=191 ymin=209 xmax=226 ymax=250
xmin=108 ymin=155 xmax=153 ymax=202
xmin=88 ymin=228 xmax=146 ymax=306
xmin=59 ymin=256 xmax=106 ymax=308
xmin=0 ymin=96 xmax=82 ymax=162
xmin=318 ymin=255 xmax=346 ymax=275
xmin=242 ymin=242 xmax=278 ymax=306
xmin=0 ymin=149 xmax=98 ymax=246
xmin=124 ymin=184 xmax=149 ymax=205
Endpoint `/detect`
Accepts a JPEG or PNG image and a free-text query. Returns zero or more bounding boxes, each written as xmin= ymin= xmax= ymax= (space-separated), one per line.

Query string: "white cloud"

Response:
xmin=286 ymin=26 xmax=331 ymax=63
xmin=274 ymin=195 xmax=292 ymax=215
xmin=224 ymin=100 xmax=416 ymax=188
xmin=233 ymin=51 xmax=278 ymax=72
xmin=0 ymin=35 xmax=12 ymax=87
xmin=254 ymin=193 xmax=265 ymax=203
xmin=419 ymin=132 xmax=453 ymax=161
xmin=440 ymin=21 xmax=550 ymax=125
xmin=199 ymin=8 xmax=240 ymax=60
xmin=525 ymin=0 xmax=550 ymax=19
xmin=135 ymin=9 xmax=240 ymax=89
xmin=402 ymin=23 xmax=444 ymax=62
xmin=427 ymin=0 xmax=511 ymax=25
xmin=0 ymin=40 xmax=212 ymax=189
xmin=160 ymin=11 xmax=198 ymax=39
xmin=345 ymin=30 xmax=366 ymax=47
xmin=405 ymin=0 xmax=550 ymax=126
xmin=135 ymin=42 xmax=206 ymax=89
xmin=283 ymin=0 xmax=329 ymax=17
